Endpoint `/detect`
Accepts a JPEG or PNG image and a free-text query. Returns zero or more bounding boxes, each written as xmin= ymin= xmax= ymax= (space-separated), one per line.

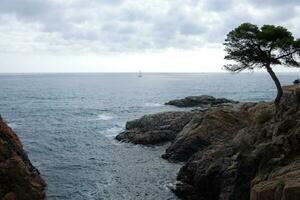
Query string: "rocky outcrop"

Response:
xmin=173 ymin=87 xmax=300 ymax=200
xmin=116 ymin=112 xmax=194 ymax=144
xmin=174 ymin=144 xmax=237 ymax=200
xmin=162 ymin=103 xmax=254 ymax=162
xmin=118 ymin=88 xmax=300 ymax=200
xmin=165 ymin=95 xmax=237 ymax=107
xmin=0 ymin=116 xmax=46 ymax=200
xmin=250 ymin=161 xmax=300 ymax=200
xmin=247 ymin=107 xmax=300 ymax=200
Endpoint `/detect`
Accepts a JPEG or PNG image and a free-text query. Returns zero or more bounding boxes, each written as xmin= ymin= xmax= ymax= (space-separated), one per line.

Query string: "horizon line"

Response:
xmin=0 ymin=71 xmax=300 ymax=74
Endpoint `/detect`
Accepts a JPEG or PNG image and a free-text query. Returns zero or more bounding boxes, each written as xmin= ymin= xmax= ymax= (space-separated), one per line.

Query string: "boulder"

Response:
xmin=165 ymin=95 xmax=237 ymax=107
xmin=0 ymin=116 xmax=46 ymax=200
xmin=115 ymin=111 xmax=194 ymax=144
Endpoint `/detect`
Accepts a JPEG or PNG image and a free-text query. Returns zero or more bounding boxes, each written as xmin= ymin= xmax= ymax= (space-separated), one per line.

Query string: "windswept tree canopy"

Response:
xmin=224 ymin=23 xmax=300 ymax=72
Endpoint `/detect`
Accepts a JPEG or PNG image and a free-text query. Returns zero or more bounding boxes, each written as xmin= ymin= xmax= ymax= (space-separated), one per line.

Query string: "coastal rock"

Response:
xmin=162 ymin=103 xmax=264 ymax=162
xmin=174 ymin=96 xmax=300 ymax=200
xmin=174 ymin=144 xmax=238 ymax=200
xmin=115 ymin=111 xmax=194 ymax=144
xmin=0 ymin=116 xmax=46 ymax=200
xmin=116 ymin=87 xmax=300 ymax=199
xmin=165 ymin=95 xmax=237 ymax=107
xmin=250 ymin=159 xmax=300 ymax=200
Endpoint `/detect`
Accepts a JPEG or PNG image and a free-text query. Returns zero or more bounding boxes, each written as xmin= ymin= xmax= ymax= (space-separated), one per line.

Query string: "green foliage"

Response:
xmin=276 ymin=180 xmax=285 ymax=191
xmin=255 ymin=109 xmax=273 ymax=125
xmin=224 ymin=23 xmax=300 ymax=72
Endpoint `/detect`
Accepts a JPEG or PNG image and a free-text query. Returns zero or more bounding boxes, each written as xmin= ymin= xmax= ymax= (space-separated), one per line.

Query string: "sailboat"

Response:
xmin=138 ymin=70 xmax=142 ymax=78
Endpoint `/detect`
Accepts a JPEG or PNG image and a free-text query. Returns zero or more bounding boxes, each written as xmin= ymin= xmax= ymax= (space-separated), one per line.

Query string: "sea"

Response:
xmin=0 ymin=72 xmax=299 ymax=200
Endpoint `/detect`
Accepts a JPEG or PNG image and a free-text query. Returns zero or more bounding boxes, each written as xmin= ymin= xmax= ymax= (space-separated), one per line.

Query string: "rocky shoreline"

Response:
xmin=116 ymin=86 xmax=300 ymax=200
xmin=0 ymin=116 xmax=46 ymax=200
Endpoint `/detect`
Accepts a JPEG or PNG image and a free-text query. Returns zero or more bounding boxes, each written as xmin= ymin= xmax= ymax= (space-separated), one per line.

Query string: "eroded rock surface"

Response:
xmin=115 ymin=112 xmax=194 ymax=144
xmin=174 ymin=88 xmax=300 ymax=200
xmin=0 ymin=116 xmax=46 ymax=200
xmin=162 ymin=103 xmax=255 ymax=162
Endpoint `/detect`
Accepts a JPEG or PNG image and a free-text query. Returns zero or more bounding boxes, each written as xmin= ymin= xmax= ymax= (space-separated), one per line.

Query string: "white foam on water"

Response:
xmin=144 ymin=102 xmax=164 ymax=107
xmin=89 ymin=114 xmax=114 ymax=121
xmin=103 ymin=127 xmax=124 ymax=138
xmin=7 ymin=122 xmax=17 ymax=129
xmin=98 ymin=114 xmax=113 ymax=120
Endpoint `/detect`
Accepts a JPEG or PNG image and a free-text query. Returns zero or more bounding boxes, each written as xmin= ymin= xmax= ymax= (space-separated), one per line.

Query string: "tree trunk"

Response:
xmin=265 ymin=64 xmax=283 ymax=106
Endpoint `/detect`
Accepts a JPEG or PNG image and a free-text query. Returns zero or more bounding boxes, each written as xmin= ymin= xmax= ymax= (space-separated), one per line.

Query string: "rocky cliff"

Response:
xmin=116 ymin=85 xmax=300 ymax=200
xmin=0 ymin=116 xmax=46 ymax=200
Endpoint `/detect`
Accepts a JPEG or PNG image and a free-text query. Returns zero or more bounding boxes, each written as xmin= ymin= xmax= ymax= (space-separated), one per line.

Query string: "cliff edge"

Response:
xmin=0 ymin=116 xmax=46 ymax=200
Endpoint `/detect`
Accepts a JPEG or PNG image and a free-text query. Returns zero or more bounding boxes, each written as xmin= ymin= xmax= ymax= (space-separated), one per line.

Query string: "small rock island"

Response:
xmin=116 ymin=85 xmax=300 ymax=200
xmin=165 ymin=95 xmax=237 ymax=107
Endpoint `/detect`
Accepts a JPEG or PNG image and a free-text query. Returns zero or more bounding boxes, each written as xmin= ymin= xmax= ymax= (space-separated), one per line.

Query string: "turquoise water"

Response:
xmin=0 ymin=72 xmax=299 ymax=200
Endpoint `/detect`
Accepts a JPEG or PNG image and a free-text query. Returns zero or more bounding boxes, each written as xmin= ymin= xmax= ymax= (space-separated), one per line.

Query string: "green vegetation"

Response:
xmin=276 ymin=180 xmax=285 ymax=191
xmin=224 ymin=23 xmax=300 ymax=106
xmin=255 ymin=109 xmax=273 ymax=124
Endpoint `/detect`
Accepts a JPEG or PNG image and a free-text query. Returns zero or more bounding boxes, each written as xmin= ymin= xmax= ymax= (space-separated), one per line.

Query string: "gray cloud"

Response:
xmin=0 ymin=0 xmax=299 ymax=53
xmin=0 ymin=0 xmax=54 ymax=17
xmin=203 ymin=0 xmax=234 ymax=11
xmin=249 ymin=0 xmax=300 ymax=7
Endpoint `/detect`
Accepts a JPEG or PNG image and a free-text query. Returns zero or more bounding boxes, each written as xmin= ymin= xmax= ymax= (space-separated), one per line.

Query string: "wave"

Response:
xmin=103 ymin=127 xmax=123 ymax=137
xmin=144 ymin=102 xmax=164 ymax=107
xmin=88 ymin=113 xmax=114 ymax=121
xmin=97 ymin=114 xmax=113 ymax=121
xmin=7 ymin=122 xmax=17 ymax=129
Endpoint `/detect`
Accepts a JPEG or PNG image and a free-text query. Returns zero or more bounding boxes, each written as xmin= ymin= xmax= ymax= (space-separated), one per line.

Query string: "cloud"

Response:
xmin=0 ymin=0 xmax=300 ymax=54
xmin=248 ymin=0 xmax=300 ymax=7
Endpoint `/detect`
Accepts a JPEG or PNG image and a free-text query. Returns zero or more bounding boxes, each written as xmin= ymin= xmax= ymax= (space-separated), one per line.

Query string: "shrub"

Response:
xmin=295 ymin=87 xmax=300 ymax=104
xmin=293 ymin=79 xmax=300 ymax=85
xmin=255 ymin=110 xmax=273 ymax=124
xmin=276 ymin=180 xmax=285 ymax=191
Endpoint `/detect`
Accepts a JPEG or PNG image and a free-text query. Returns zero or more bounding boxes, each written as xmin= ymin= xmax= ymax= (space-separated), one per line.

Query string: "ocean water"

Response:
xmin=0 ymin=72 xmax=299 ymax=200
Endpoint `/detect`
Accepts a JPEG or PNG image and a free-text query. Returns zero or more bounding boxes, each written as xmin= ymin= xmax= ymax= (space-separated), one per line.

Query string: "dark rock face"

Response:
xmin=174 ymin=98 xmax=300 ymax=200
xmin=116 ymin=100 xmax=276 ymax=200
xmin=174 ymin=145 xmax=238 ymax=200
xmin=165 ymin=95 xmax=237 ymax=107
xmin=0 ymin=116 xmax=46 ymax=200
xmin=117 ymin=89 xmax=300 ymax=200
xmin=115 ymin=112 xmax=194 ymax=144
xmin=162 ymin=104 xmax=251 ymax=162
xmin=164 ymin=103 xmax=270 ymax=199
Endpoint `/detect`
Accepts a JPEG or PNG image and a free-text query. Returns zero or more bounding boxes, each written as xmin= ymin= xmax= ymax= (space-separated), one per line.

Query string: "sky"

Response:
xmin=0 ymin=0 xmax=300 ymax=73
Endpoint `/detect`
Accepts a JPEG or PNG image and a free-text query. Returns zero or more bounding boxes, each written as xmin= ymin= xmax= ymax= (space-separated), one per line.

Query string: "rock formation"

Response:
xmin=162 ymin=103 xmax=254 ymax=162
xmin=174 ymin=87 xmax=300 ymax=200
xmin=117 ymin=87 xmax=300 ymax=200
xmin=165 ymin=95 xmax=237 ymax=107
xmin=0 ymin=116 xmax=46 ymax=200
xmin=116 ymin=111 xmax=194 ymax=144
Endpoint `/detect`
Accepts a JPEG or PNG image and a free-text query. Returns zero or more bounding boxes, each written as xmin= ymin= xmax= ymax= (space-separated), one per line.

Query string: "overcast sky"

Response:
xmin=1 ymin=0 xmax=300 ymax=73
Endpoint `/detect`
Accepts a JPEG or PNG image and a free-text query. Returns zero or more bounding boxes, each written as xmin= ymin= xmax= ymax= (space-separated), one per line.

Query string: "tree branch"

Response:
xmin=275 ymin=49 xmax=298 ymax=60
